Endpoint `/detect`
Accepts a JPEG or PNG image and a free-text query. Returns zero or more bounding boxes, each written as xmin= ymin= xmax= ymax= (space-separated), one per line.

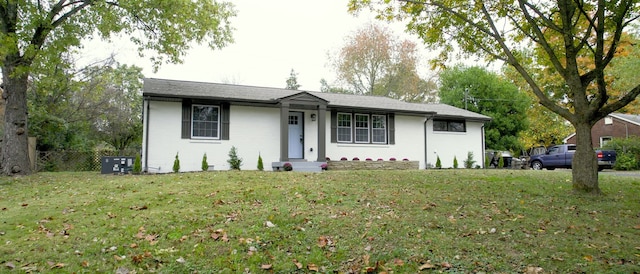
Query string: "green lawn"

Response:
xmin=1 ymin=170 xmax=639 ymax=273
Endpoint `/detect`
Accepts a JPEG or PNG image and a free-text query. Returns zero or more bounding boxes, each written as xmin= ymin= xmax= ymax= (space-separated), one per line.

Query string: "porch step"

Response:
xmin=272 ymin=161 xmax=326 ymax=172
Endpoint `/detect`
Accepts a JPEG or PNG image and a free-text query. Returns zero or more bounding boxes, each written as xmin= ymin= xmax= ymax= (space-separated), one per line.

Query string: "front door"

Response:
xmin=288 ymin=112 xmax=303 ymax=159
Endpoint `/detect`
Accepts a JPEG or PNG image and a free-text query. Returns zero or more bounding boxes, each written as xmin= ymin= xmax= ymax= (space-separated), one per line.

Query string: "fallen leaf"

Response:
xmin=261 ymin=264 xmax=272 ymax=270
xmin=525 ymin=266 xmax=544 ymax=274
xmin=81 ymin=261 xmax=89 ymax=267
xmin=633 ymin=224 xmax=640 ymax=230
xmin=441 ymin=262 xmax=452 ymax=268
xmin=318 ymin=236 xmax=328 ymax=248
xmin=130 ymin=243 xmax=138 ymax=248
xmin=176 ymin=257 xmax=186 ymax=263
xmin=265 ymin=221 xmax=276 ymax=228
xmin=584 ymin=255 xmax=594 ymax=261
xmin=5 ymin=262 xmax=15 ymax=269
xmin=307 ymin=263 xmax=319 ymax=272
xmin=393 ymin=258 xmax=404 ymax=266
xmin=418 ymin=262 xmax=435 ymax=270
xmin=293 ymin=259 xmax=303 ymax=269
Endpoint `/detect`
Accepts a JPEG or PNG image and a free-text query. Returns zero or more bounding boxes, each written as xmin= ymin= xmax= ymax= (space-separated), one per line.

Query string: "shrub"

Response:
xmin=227 ymin=146 xmax=243 ymax=170
xmin=498 ymin=156 xmax=504 ymax=169
xmin=613 ymin=152 xmax=638 ymax=170
xmin=283 ymin=162 xmax=293 ymax=171
xmin=341 ymin=157 xmax=348 ymax=161
xmin=402 ymin=158 xmax=409 ymax=161
xmin=377 ymin=158 xmax=384 ymax=161
xmin=453 ymin=156 xmax=458 ymax=169
xmin=172 ymin=153 xmax=180 ymax=173
xmin=352 ymin=157 xmax=360 ymax=161
xmin=133 ymin=154 xmax=142 ymax=174
xmin=435 ymin=156 xmax=442 ymax=169
xmin=326 ymin=157 xmax=331 ymax=161
xmin=604 ymin=136 xmax=640 ymax=170
xmin=201 ymin=153 xmax=209 ymax=171
xmin=365 ymin=158 xmax=372 ymax=161
xmin=257 ymin=154 xmax=264 ymax=171
xmin=464 ymin=151 xmax=476 ymax=169
xmin=389 ymin=157 xmax=396 ymax=161
xmin=484 ymin=155 xmax=490 ymax=169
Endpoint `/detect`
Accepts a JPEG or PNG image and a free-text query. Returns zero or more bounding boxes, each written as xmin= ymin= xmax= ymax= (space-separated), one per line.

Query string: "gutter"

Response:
xmin=481 ymin=124 xmax=486 ymax=168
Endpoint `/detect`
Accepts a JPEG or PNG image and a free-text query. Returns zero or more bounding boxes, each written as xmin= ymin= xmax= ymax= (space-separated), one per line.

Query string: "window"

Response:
xmin=192 ymin=105 xmax=220 ymax=138
xmin=337 ymin=113 xmax=352 ymax=142
xmin=604 ymin=117 xmax=613 ymax=125
xmin=600 ymin=136 xmax=612 ymax=147
xmin=372 ymin=115 xmax=387 ymax=143
xmin=182 ymin=101 xmax=230 ymax=140
xmin=433 ymin=119 xmax=466 ymax=132
xmin=332 ymin=111 xmax=394 ymax=144
xmin=355 ymin=114 xmax=369 ymax=143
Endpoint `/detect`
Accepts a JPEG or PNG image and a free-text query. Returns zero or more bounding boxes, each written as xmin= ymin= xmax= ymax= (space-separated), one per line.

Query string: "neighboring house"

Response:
xmin=564 ymin=113 xmax=640 ymax=147
xmin=142 ymin=78 xmax=491 ymax=172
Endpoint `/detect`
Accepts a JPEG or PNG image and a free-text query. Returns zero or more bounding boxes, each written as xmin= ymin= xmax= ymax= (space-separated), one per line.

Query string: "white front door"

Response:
xmin=288 ymin=112 xmax=303 ymax=159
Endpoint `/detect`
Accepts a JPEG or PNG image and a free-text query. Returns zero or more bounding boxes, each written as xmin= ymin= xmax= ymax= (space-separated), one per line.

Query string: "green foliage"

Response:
xmin=201 ymin=153 xmax=209 ymax=171
xmin=438 ymin=65 xmax=530 ymax=152
xmin=498 ymin=156 xmax=505 ymax=169
xmin=435 ymin=155 xmax=442 ymax=169
xmin=484 ymin=155 xmax=490 ymax=169
xmin=453 ymin=156 xmax=458 ymax=169
xmin=133 ymin=154 xmax=142 ymax=174
xmin=285 ymin=69 xmax=301 ymax=90
xmin=257 ymin=154 xmax=264 ymax=171
xmin=173 ymin=153 xmax=180 ymax=173
xmin=463 ymin=151 xmax=476 ymax=169
xmin=613 ymin=152 xmax=638 ymax=171
xmin=227 ymin=146 xmax=242 ymax=170
xmin=605 ymin=136 xmax=640 ymax=170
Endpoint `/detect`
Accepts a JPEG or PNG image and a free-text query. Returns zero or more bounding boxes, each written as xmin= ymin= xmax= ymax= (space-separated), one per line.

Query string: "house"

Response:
xmin=564 ymin=113 xmax=640 ymax=147
xmin=141 ymin=78 xmax=491 ymax=172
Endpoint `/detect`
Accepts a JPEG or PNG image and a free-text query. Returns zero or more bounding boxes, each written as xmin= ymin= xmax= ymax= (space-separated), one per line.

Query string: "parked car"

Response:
xmin=529 ymin=144 xmax=616 ymax=171
xmin=485 ymin=150 xmax=513 ymax=168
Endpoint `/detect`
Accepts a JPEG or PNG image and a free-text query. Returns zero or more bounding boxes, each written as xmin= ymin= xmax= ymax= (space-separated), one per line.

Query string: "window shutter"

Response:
xmin=221 ymin=103 xmax=230 ymax=140
xmin=181 ymin=100 xmax=191 ymax=139
xmin=330 ymin=110 xmax=337 ymax=143
xmin=388 ymin=113 xmax=395 ymax=145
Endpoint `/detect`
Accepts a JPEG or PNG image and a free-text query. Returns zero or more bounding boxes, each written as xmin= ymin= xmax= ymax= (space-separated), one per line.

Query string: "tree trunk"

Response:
xmin=1 ymin=62 xmax=32 ymax=175
xmin=571 ymin=120 xmax=600 ymax=194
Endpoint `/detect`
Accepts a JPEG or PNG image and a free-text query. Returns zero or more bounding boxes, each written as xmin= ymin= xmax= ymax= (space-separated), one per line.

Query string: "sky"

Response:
xmin=82 ymin=0 xmax=435 ymax=92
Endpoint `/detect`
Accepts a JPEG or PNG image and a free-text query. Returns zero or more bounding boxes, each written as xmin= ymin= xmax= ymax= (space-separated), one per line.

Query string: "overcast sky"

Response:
xmin=82 ymin=0 xmax=438 ymax=92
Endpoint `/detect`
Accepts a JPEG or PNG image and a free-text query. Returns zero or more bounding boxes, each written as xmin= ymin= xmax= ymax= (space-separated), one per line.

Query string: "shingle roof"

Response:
xmin=143 ymin=78 xmax=491 ymax=121
xmin=611 ymin=113 xmax=640 ymax=126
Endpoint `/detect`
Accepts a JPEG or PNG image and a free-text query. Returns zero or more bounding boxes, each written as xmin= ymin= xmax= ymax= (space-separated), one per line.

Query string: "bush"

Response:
xmin=498 ymin=156 xmax=504 ymax=169
xmin=435 ymin=156 xmax=442 ymax=169
xmin=257 ymin=154 xmax=264 ymax=171
xmin=172 ymin=153 xmax=180 ymax=173
xmin=613 ymin=152 xmax=638 ymax=170
xmin=283 ymin=162 xmax=293 ymax=171
xmin=353 ymin=157 xmax=360 ymax=161
xmin=453 ymin=156 xmax=458 ymax=169
xmin=133 ymin=154 xmax=142 ymax=174
xmin=320 ymin=163 xmax=328 ymax=170
xmin=389 ymin=157 xmax=396 ymax=161
xmin=604 ymin=136 xmax=640 ymax=170
xmin=227 ymin=146 xmax=243 ymax=170
xmin=464 ymin=151 xmax=476 ymax=169
xmin=201 ymin=153 xmax=209 ymax=171
xmin=484 ymin=155 xmax=490 ymax=169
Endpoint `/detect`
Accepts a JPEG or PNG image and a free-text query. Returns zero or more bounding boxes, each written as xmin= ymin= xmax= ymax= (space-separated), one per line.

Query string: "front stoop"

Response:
xmin=272 ymin=161 xmax=326 ymax=172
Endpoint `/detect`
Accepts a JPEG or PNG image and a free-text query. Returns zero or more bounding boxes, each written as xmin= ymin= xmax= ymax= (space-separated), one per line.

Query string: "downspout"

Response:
xmin=481 ymin=123 xmax=486 ymax=168
xmin=143 ymin=97 xmax=150 ymax=173
xmin=424 ymin=114 xmax=434 ymax=169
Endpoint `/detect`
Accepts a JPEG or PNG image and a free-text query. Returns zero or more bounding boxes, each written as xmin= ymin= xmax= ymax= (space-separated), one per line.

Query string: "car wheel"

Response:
xmin=531 ymin=161 xmax=543 ymax=170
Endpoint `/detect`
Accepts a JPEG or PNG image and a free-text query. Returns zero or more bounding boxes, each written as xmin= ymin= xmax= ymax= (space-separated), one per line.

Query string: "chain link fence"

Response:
xmin=36 ymin=149 xmax=139 ymax=172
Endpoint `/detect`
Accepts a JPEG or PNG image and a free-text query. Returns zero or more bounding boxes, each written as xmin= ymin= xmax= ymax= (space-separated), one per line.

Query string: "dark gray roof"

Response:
xmin=144 ymin=78 xmax=491 ymax=121
xmin=611 ymin=113 xmax=640 ymax=126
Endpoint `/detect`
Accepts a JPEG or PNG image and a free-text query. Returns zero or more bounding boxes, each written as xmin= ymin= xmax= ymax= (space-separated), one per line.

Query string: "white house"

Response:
xmin=142 ymin=78 xmax=491 ymax=172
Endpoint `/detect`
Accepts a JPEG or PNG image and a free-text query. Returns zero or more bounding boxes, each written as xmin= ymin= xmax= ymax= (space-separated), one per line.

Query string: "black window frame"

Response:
xmin=433 ymin=119 xmax=466 ymax=133
xmin=181 ymin=100 xmax=230 ymax=140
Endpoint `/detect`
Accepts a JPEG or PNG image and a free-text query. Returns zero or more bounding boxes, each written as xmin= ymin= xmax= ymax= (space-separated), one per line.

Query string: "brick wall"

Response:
xmin=565 ymin=116 xmax=640 ymax=147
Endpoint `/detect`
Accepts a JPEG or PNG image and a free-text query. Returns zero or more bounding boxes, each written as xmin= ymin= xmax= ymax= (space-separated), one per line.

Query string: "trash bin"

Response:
xmin=101 ymin=156 xmax=135 ymax=174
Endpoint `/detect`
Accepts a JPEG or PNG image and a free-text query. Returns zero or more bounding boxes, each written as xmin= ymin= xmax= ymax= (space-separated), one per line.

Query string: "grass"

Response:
xmin=1 ymin=169 xmax=639 ymax=273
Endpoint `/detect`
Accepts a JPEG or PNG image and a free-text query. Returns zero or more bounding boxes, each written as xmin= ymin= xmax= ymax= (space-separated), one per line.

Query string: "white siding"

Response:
xmin=425 ymin=119 xmax=485 ymax=168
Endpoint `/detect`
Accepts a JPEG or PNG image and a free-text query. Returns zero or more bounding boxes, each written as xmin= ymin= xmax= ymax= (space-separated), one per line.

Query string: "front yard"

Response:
xmin=1 ymin=170 xmax=638 ymax=272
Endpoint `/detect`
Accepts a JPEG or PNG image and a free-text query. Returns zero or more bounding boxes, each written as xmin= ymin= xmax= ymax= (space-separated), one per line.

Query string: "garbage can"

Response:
xmin=101 ymin=156 xmax=135 ymax=174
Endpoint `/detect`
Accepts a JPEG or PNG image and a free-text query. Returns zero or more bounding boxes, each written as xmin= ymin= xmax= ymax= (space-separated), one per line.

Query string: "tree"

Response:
xmin=285 ymin=69 xmax=301 ymax=90
xmin=329 ymin=22 xmax=437 ymax=102
xmin=348 ymin=0 xmax=640 ymax=194
xmin=1 ymin=1 xmax=236 ymax=175
xmin=439 ymin=65 xmax=530 ymax=152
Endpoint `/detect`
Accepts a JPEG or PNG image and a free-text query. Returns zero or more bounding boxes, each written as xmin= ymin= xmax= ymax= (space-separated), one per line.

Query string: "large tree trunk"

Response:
xmin=571 ymin=120 xmax=600 ymax=194
xmin=1 ymin=62 xmax=32 ymax=175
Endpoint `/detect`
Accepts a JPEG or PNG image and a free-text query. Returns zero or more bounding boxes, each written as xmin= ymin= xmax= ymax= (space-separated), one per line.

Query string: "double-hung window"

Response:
xmin=337 ymin=113 xmax=352 ymax=142
xmin=372 ymin=115 xmax=387 ymax=143
xmin=192 ymin=105 xmax=220 ymax=139
xmin=355 ymin=114 xmax=370 ymax=143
